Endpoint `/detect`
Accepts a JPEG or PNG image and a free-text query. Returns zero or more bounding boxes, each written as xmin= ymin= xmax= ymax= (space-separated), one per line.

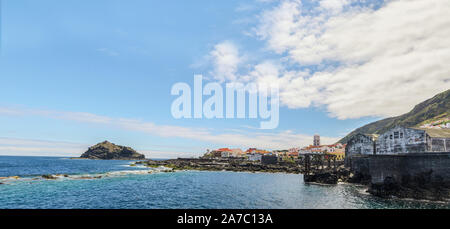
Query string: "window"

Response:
xmin=400 ymin=133 xmax=403 ymax=138
xmin=390 ymin=135 xmax=393 ymax=140
xmin=394 ymin=132 xmax=399 ymax=139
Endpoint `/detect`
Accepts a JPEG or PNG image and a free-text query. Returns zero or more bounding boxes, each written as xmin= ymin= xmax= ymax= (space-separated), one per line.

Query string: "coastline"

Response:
xmin=2 ymin=156 xmax=449 ymax=204
xmin=135 ymin=158 xmax=305 ymax=174
xmin=2 ymin=167 xmax=449 ymax=206
xmin=136 ymin=158 xmax=450 ymax=203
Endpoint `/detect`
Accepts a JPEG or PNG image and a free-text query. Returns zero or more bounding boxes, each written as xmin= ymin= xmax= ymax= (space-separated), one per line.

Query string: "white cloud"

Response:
xmin=209 ymin=41 xmax=243 ymax=82
xmin=319 ymin=0 xmax=351 ymax=14
xmin=139 ymin=150 xmax=201 ymax=159
xmin=0 ymin=138 xmax=89 ymax=157
xmin=0 ymin=106 xmax=340 ymax=155
xmin=219 ymin=0 xmax=450 ymax=119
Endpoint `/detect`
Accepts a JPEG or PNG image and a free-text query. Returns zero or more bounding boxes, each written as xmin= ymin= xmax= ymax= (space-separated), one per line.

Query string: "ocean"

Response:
xmin=0 ymin=156 xmax=449 ymax=209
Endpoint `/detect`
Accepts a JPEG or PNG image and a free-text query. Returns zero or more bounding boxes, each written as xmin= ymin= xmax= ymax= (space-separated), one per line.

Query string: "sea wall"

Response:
xmin=347 ymin=155 xmax=371 ymax=184
xmin=350 ymin=152 xmax=450 ymax=200
xmin=366 ymin=153 xmax=450 ymax=184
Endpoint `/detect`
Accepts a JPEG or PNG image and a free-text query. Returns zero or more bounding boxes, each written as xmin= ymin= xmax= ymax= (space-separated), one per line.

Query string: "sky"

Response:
xmin=0 ymin=0 xmax=449 ymax=158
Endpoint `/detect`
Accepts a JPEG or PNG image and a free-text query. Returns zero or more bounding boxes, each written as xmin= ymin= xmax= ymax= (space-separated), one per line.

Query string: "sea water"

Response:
xmin=0 ymin=156 xmax=449 ymax=209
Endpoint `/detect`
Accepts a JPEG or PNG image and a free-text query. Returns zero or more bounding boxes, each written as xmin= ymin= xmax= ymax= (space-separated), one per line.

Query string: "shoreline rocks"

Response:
xmin=137 ymin=158 xmax=305 ymax=174
xmin=368 ymin=175 xmax=450 ymax=201
xmin=0 ymin=176 xmax=20 ymax=180
xmin=80 ymin=141 xmax=145 ymax=160
xmin=303 ymin=167 xmax=358 ymax=185
xmin=304 ymin=172 xmax=339 ymax=184
xmin=42 ymin=174 xmax=58 ymax=180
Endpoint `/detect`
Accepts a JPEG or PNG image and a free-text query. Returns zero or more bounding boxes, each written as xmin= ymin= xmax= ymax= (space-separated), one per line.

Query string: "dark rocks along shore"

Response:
xmin=137 ymin=158 xmax=305 ymax=174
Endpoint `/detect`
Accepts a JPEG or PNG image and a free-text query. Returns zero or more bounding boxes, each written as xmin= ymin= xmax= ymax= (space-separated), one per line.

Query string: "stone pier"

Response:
xmin=349 ymin=152 xmax=450 ymax=200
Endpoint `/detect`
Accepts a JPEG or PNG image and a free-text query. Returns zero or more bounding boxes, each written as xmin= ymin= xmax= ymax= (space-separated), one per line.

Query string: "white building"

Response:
xmin=248 ymin=154 xmax=262 ymax=162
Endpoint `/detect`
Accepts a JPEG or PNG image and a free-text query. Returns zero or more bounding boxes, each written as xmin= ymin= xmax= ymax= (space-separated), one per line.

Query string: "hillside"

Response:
xmin=339 ymin=89 xmax=450 ymax=144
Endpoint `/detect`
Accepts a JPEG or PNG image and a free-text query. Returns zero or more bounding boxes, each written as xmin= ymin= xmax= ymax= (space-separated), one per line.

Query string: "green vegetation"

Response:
xmin=339 ymin=89 xmax=450 ymax=143
xmin=165 ymin=164 xmax=178 ymax=169
xmin=281 ymin=157 xmax=296 ymax=164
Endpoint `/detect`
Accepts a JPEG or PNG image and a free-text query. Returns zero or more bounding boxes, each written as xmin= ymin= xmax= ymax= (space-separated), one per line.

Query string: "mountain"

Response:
xmin=339 ymin=89 xmax=450 ymax=144
xmin=80 ymin=141 xmax=145 ymax=160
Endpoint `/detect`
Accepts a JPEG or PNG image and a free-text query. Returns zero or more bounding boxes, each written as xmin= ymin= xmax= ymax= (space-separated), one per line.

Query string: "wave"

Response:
xmin=0 ymin=166 xmax=174 ymax=184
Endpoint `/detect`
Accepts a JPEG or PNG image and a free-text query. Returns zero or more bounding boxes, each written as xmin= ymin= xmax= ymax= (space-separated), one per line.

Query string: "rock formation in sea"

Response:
xmin=80 ymin=141 xmax=145 ymax=160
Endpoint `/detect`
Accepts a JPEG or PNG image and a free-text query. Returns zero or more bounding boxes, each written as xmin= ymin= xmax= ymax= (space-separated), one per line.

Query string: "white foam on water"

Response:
xmin=120 ymin=164 xmax=148 ymax=169
xmin=0 ymin=166 xmax=174 ymax=184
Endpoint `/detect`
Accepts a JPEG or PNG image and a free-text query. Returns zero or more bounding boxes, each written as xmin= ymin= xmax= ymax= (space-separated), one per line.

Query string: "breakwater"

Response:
xmin=349 ymin=153 xmax=450 ymax=201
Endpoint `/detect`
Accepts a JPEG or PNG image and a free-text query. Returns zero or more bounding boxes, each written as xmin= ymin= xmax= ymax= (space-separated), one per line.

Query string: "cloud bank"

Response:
xmin=0 ymin=138 xmax=89 ymax=157
xmin=0 ymin=106 xmax=340 ymax=156
xmin=209 ymin=0 xmax=450 ymax=119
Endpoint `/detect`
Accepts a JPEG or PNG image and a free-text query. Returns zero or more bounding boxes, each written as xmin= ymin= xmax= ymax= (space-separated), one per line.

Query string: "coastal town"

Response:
xmin=3 ymin=113 xmax=448 ymax=202
xmin=135 ymin=134 xmax=348 ymax=176
xmin=201 ymin=135 xmax=345 ymax=164
xmin=2 ymin=123 xmax=449 ymax=202
xmin=138 ymin=118 xmax=450 ymax=201
xmin=2 ymin=0 xmax=450 ymax=213
xmin=200 ymin=118 xmax=450 ymax=164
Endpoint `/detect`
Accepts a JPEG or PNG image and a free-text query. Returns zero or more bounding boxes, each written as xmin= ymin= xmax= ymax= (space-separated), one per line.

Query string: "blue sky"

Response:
xmin=1 ymin=0 xmax=449 ymax=158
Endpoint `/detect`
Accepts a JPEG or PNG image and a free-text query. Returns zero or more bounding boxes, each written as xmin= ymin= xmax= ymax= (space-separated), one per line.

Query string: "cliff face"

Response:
xmin=339 ymin=89 xmax=450 ymax=144
xmin=80 ymin=141 xmax=145 ymax=160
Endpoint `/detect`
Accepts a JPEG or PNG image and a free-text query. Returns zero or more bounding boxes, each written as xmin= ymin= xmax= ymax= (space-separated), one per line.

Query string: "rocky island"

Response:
xmin=80 ymin=141 xmax=145 ymax=160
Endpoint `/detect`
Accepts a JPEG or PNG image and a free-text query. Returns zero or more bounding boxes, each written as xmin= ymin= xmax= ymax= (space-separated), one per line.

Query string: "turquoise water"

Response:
xmin=0 ymin=156 xmax=449 ymax=209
